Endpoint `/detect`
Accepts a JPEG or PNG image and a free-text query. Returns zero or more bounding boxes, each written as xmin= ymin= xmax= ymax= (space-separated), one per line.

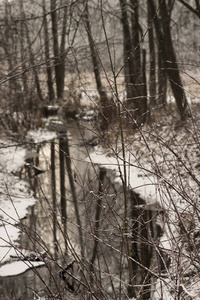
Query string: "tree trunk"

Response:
xmin=19 ymin=0 xmax=28 ymax=96
xmin=84 ymin=1 xmax=110 ymax=131
xmin=158 ymin=48 xmax=167 ymax=106
xmin=129 ymin=192 xmax=154 ymax=299
xmin=25 ymin=26 xmax=43 ymax=102
xmin=57 ymin=3 xmax=68 ymax=100
xmin=3 ymin=2 xmax=21 ymax=98
xmin=149 ymin=0 xmax=189 ymax=120
xmin=19 ymin=0 xmax=43 ymax=102
xmin=89 ymin=168 xmax=106 ymax=279
xmin=63 ymin=135 xmax=84 ymax=258
xmin=120 ymin=0 xmax=147 ymax=125
xmin=43 ymin=0 xmax=55 ymax=102
xmin=59 ymin=137 xmax=67 ymax=253
xmin=142 ymin=48 xmax=148 ymax=118
xmin=51 ymin=141 xmax=58 ymax=259
xmin=50 ymin=0 xmax=65 ymax=100
xmin=119 ymin=0 xmax=135 ymax=102
xmin=147 ymin=1 xmax=156 ymax=109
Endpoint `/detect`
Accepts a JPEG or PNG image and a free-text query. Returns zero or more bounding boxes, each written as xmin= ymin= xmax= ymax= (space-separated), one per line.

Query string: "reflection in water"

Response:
xmin=0 ymin=120 xmax=161 ymax=299
xmin=0 ymin=121 xmax=101 ymax=299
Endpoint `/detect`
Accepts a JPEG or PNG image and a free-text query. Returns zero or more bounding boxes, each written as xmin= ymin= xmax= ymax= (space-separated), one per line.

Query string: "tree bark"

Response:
xmin=3 ymin=2 xmax=21 ymax=98
xmin=89 ymin=168 xmax=106 ymax=278
xmin=63 ymin=135 xmax=84 ymax=258
xmin=147 ymin=1 xmax=156 ymax=109
xmin=26 ymin=30 xmax=43 ymax=101
xmin=158 ymin=48 xmax=167 ymax=106
xmin=19 ymin=0 xmax=28 ymax=96
xmin=43 ymin=0 xmax=55 ymax=102
xmin=149 ymin=0 xmax=189 ymax=120
xmin=50 ymin=0 xmax=67 ymax=100
xmin=19 ymin=0 xmax=43 ymax=102
xmin=119 ymin=0 xmax=147 ymax=125
xmin=51 ymin=141 xmax=58 ymax=259
xmin=119 ymin=0 xmax=135 ymax=102
xmin=84 ymin=1 xmax=110 ymax=131
xmin=59 ymin=137 xmax=67 ymax=253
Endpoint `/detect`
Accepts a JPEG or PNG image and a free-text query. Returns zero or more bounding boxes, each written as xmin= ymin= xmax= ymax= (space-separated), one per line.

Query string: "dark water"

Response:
xmin=0 ymin=121 xmax=101 ymax=299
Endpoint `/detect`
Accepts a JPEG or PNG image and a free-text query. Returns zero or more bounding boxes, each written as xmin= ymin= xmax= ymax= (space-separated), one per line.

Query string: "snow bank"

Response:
xmin=0 ymin=141 xmax=26 ymax=173
xmin=0 ymin=260 xmax=45 ymax=277
xmin=0 ymin=140 xmax=37 ymax=270
xmin=86 ymin=147 xmax=157 ymax=205
xmin=86 ymin=118 xmax=200 ymax=299
xmin=0 ymin=132 xmax=55 ymax=275
xmin=27 ymin=128 xmax=57 ymax=143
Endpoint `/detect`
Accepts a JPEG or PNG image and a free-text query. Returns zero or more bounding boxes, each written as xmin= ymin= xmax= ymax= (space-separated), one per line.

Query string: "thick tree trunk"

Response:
xmin=149 ymin=0 xmax=189 ymax=120
xmin=120 ymin=0 xmax=135 ymax=102
xmin=50 ymin=0 xmax=67 ymax=100
xmin=130 ymin=0 xmax=141 ymax=73
xmin=120 ymin=0 xmax=147 ymax=125
xmin=89 ymin=168 xmax=106 ymax=278
xmin=129 ymin=192 xmax=154 ymax=299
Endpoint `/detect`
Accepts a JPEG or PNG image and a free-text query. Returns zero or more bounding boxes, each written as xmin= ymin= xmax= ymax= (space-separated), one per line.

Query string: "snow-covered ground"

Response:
xmin=86 ymin=113 xmax=200 ymax=299
xmin=0 ymin=129 xmax=57 ymax=277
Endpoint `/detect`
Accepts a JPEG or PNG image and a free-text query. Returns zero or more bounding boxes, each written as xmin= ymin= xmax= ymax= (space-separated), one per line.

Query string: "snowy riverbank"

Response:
xmin=0 ymin=130 xmax=57 ymax=276
xmin=86 ymin=117 xmax=200 ymax=299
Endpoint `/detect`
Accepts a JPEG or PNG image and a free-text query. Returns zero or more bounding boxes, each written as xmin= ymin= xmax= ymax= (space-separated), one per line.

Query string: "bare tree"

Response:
xmin=83 ymin=0 xmax=112 ymax=131
xmin=149 ymin=0 xmax=189 ymax=120
xmin=148 ymin=1 xmax=157 ymax=109
xmin=119 ymin=0 xmax=148 ymax=125
xmin=50 ymin=0 xmax=67 ymax=100
xmin=42 ymin=0 xmax=55 ymax=102
xmin=59 ymin=136 xmax=67 ymax=253
xmin=178 ymin=0 xmax=200 ymax=18
xmin=2 ymin=1 xmax=21 ymax=99
xmin=51 ymin=141 xmax=58 ymax=259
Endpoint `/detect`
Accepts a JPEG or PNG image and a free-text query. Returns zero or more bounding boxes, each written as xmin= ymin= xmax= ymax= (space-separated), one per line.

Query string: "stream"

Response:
xmin=0 ymin=118 xmax=162 ymax=299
